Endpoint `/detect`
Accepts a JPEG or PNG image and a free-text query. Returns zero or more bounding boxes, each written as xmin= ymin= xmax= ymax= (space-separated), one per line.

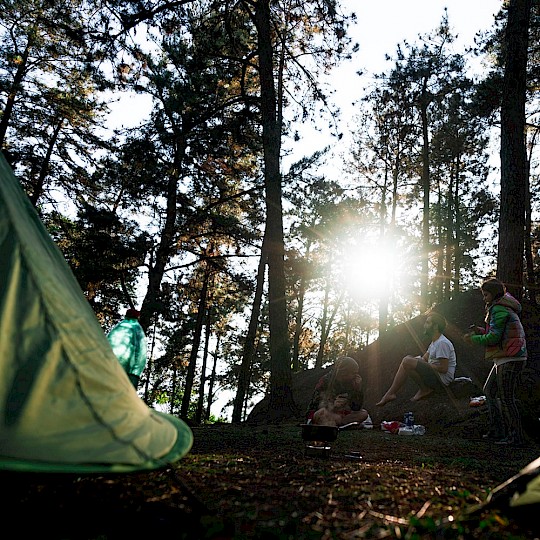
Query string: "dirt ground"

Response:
xmin=3 ymin=423 xmax=539 ymax=539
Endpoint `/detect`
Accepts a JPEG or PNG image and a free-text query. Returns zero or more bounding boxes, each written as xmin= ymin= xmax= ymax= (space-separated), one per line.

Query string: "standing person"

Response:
xmin=306 ymin=356 xmax=369 ymax=427
xmin=464 ymin=278 xmax=527 ymax=446
xmin=376 ymin=312 xmax=457 ymax=406
xmin=107 ymin=308 xmax=148 ymax=389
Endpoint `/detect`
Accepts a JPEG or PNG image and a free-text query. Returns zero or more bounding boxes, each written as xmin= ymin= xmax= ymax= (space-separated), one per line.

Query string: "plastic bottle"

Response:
xmin=398 ymin=425 xmax=426 ymax=436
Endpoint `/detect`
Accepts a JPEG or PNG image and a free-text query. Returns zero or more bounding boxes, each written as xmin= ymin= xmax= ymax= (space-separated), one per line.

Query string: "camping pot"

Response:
xmin=301 ymin=422 xmax=360 ymax=459
xmin=301 ymin=422 xmax=360 ymax=442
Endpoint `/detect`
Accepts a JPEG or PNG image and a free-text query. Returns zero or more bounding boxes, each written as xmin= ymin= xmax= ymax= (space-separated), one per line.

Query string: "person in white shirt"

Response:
xmin=376 ymin=312 xmax=457 ymax=406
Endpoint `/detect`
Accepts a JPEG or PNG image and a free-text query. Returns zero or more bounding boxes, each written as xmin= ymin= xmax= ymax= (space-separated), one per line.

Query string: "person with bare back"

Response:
xmin=376 ymin=312 xmax=457 ymax=406
xmin=307 ymin=356 xmax=369 ymax=427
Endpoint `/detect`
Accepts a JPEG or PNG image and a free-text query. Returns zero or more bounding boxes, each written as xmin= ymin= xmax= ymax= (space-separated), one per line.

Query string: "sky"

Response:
xmin=286 ymin=0 xmax=503 ymax=163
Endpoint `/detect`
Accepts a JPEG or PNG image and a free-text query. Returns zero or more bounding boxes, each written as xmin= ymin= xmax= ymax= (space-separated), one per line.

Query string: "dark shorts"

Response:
xmin=414 ymin=361 xmax=444 ymax=390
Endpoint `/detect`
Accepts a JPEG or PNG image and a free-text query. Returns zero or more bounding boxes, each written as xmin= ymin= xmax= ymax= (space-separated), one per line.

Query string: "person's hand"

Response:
xmin=463 ymin=333 xmax=473 ymax=344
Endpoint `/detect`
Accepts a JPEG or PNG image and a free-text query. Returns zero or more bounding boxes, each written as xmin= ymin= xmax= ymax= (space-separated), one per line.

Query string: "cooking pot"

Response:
xmin=301 ymin=422 xmax=359 ymax=442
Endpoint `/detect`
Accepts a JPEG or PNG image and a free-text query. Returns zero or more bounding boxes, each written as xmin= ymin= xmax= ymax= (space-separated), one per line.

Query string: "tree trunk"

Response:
xmin=497 ymin=0 xmax=532 ymax=299
xmin=524 ymin=130 xmax=538 ymax=304
xmin=205 ymin=332 xmax=221 ymax=421
xmin=180 ymin=268 xmax=209 ymax=419
xmin=195 ymin=307 xmax=212 ymax=423
xmin=139 ymin=140 xmax=186 ymax=333
xmin=253 ymin=0 xmax=296 ymax=420
xmin=0 ymin=41 xmax=31 ymax=147
xmin=420 ymin=90 xmax=431 ymax=311
xmin=232 ymin=233 xmax=267 ymax=423
xmin=30 ymin=118 xmax=64 ymax=206
xmin=292 ymin=242 xmax=311 ymax=371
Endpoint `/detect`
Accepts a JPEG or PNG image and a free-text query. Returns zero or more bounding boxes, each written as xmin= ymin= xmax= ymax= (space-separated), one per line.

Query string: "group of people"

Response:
xmin=307 ymin=277 xmax=527 ymax=447
xmin=108 ymin=278 xmax=527 ymax=447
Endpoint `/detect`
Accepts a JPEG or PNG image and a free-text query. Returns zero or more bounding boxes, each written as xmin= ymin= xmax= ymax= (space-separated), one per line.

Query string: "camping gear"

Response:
xmin=301 ymin=422 xmax=360 ymax=458
xmin=0 ymin=152 xmax=193 ymax=473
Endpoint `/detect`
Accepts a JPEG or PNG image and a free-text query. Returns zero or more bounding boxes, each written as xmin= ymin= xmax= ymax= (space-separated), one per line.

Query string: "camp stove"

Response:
xmin=301 ymin=422 xmax=360 ymax=459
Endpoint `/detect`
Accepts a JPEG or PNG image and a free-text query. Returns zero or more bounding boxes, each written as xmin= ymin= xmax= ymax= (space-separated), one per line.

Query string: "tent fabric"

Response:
xmin=496 ymin=455 xmax=540 ymax=508
xmin=0 ymin=152 xmax=193 ymax=472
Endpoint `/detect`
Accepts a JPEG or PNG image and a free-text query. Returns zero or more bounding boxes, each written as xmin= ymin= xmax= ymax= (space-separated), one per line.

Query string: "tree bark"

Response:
xmin=253 ymin=0 xmax=296 ymax=420
xmin=180 ymin=267 xmax=209 ymax=419
xmin=497 ymin=0 xmax=532 ymax=299
xmin=232 ymin=232 xmax=267 ymax=423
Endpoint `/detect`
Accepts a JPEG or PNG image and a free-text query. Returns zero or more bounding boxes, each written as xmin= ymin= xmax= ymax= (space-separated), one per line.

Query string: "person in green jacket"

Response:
xmin=464 ymin=278 xmax=527 ymax=446
xmin=107 ymin=308 xmax=148 ymax=389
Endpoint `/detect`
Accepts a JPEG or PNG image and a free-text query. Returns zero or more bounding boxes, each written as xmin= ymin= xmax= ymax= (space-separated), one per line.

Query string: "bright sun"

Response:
xmin=340 ymin=245 xmax=395 ymax=299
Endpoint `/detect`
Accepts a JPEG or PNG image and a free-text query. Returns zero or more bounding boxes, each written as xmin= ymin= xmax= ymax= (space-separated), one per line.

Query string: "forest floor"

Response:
xmin=3 ymin=423 xmax=539 ymax=539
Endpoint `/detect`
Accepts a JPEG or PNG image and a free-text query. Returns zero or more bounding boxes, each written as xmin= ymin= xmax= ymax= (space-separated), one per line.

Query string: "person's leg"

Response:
xmin=483 ymin=365 xmax=504 ymax=439
xmin=338 ymin=409 xmax=369 ymax=426
xmin=376 ymin=356 xmax=420 ymax=406
xmin=312 ymin=407 xmax=341 ymax=427
xmin=410 ymin=361 xmax=441 ymax=401
xmin=496 ymin=361 xmax=525 ymax=445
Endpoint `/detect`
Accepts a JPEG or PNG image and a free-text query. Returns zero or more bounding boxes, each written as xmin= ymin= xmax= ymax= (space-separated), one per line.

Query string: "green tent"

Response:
xmin=0 ymin=152 xmax=193 ymax=473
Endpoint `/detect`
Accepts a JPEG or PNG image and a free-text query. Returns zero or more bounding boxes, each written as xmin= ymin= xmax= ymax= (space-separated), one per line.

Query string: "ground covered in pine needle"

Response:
xmin=3 ymin=423 xmax=539 ymax=539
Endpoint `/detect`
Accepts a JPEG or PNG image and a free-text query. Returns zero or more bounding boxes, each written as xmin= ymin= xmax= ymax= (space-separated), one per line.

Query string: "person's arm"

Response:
xmin=470 ymin=306 xmax=508 ymax=347
xmin=421 ymin=351 xmax=429 ymax=362
xmin=348 ymin=374 xmax=364 ymax=411
xmin=430 ymin=357 xmax=449 ymax=374
xmin=306 ymin=376 xmax=327 ymax=419
xmin=428 ymin=341 xmax=452 ymax=373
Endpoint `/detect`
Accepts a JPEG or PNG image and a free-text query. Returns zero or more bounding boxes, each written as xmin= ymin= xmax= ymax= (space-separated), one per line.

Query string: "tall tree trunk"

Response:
xmin=205 ymin=332 xmax=221 ymax=421
xmin=0 ymin=41 xmax=31 ymax=147
xmin=29 ymin=118 xmax=64 ymax=206
xmin=180 ymin=268 xmax=210 ymax=419
xmin=253 ymin=0 xmax=296 ymax=419
xmin=444 ymin=160 xmax=455 ymax=301
xmin=524 ymin=130 xmax=538 ymax=304
xmin=232 ymin=232 xmax=267 ymax=423
xmin=139 ymin=140 xmax=186 ymax=332
xmin=497 ymin=0 xmax=532 ymax=299
xmin=453 ymin=166 xmax=462 ymax=294
xmin=292 ymin=241 xmax=311 ymax=371
xmin=315 ymin=280 xmax=331 ymax=369
xmin=420 ymin=87 xmax=431 ymax=311
xmin=315 ymin=286 xmax=344 ymax=368
xmin=195 ymin=307 xmax=212 ymax=423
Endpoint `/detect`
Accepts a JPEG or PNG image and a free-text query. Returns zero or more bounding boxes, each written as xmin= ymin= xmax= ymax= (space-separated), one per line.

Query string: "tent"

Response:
xmin=0 ymin=152 xmax=193 ymax=473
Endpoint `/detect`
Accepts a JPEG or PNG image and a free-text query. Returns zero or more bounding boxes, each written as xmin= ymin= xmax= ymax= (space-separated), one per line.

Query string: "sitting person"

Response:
xmin=107 ymin=308 xmax=148 ymax=389
xmin=376 ymin=312 xmax=457 ymax=406
xmin=307 ymin=356 xmax=369 ymax=427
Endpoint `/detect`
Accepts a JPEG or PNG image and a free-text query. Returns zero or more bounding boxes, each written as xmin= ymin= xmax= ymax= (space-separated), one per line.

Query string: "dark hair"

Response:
xmin=125 ymin=308 xmax=141 ymax=319
xmin=427 ymin=312 xmax=447 ymax=333
xmin=481 ymin=278 xmax=505 ymax=301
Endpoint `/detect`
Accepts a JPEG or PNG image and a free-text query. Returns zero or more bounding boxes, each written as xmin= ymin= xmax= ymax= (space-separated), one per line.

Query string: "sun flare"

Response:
xmin=340 ymin=245 xmax=395 ymax=298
